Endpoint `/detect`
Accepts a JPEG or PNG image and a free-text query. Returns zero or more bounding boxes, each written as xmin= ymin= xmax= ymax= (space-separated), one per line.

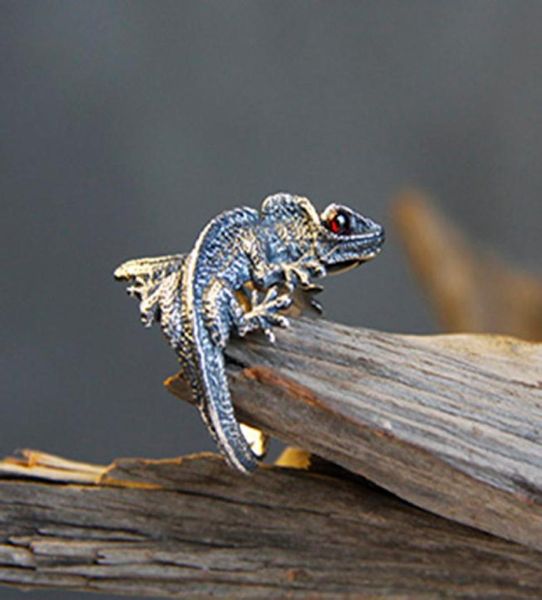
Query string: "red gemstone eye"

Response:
xmin=328 ymin=211 xmax=349 ymax=234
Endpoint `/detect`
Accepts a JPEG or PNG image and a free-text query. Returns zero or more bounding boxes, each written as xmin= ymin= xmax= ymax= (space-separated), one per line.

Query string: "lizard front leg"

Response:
xmin=248 ymin=253 xmax=326 ymax=316
xmin=241 ymin=235 xmax=325 ymax=328
xmin=241 ymin=286 xmax=292 ymax=342
xmin=282 ymin=259 xmax=326 ymax=291
xmin=279 ymin=259 xmax=326 ymax=316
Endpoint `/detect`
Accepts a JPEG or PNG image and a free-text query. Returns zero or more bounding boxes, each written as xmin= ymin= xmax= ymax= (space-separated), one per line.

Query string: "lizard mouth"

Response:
xmin=327 ymin=260 xmax=361 ymax=274
xmin=328 ymin=242 xmax=384 ymax=274
xmin=325 ymin=229 xmax=385 ymax=274
xmin=326 ymin=258 xmax=370 ymax=275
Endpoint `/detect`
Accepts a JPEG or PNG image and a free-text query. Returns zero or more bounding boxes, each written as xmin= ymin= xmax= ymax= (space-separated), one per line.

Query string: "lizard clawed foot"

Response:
xmin=283 ymin=261 xmax=326 ymax=292
xmin=303 ymin=282 xmax=324 ymax=314
xmin=240 ymin=286 xmax=292 ymax=342
xmin=283 ymin=264 xmax=310 ymax=291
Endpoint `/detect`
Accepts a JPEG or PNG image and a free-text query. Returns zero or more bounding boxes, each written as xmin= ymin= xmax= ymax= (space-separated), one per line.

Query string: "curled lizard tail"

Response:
xmin=195 ymin=340 xmax=259 ymax=473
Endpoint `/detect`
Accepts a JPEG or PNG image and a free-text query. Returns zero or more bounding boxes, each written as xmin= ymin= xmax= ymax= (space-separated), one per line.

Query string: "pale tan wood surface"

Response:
xmin=165 ymin=317 xmax=542 ymax=552
xmin=0 ymin=450 xmax=541 ymax=598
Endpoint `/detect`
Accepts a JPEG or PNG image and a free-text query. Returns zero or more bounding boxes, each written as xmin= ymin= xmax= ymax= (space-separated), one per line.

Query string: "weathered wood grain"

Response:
xmin=167 ymin=317 xmax=542 ymax=551
xmin=0 ymin=451 xmax=541 ymax=598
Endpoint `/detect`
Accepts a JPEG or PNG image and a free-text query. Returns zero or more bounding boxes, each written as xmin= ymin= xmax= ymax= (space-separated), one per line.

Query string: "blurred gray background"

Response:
xmin=1 ymin=2 xmax=541 ymax=598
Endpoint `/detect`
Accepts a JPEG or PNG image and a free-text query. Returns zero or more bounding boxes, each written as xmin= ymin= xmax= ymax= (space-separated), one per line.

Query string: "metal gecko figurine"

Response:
xmin=114 ymin=193 xmax=385 ymax=473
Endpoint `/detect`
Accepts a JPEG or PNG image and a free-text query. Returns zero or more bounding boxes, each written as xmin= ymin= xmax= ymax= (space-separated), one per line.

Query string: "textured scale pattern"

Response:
xmin=115 ymin=193 xmax=385 ymax=472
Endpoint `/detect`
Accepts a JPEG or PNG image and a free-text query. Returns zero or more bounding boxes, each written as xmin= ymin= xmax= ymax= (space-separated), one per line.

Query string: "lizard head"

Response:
xmin=315 ymin=203 xmax=385 ymax=273
xmin=261 ymin=193 xmax=385 ymax=273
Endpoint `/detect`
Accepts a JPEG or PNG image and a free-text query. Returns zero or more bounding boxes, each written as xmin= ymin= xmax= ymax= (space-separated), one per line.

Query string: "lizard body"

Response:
xmin=115 ymin=193 xmax=384 ymax=472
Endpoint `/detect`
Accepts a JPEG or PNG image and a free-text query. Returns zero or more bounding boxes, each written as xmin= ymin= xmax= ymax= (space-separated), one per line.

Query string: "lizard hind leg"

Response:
xmin=202 ymin=279 xmax=238 ymax=348
xmin=203 ymin=280 xmax=292 ymax=347
xmin=114 ymin=253 xmax=186 ymax=328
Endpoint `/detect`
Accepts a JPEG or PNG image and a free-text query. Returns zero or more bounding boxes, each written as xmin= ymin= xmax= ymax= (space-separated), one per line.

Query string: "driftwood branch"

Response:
xmin=167 ymin=318 xmax=542 ymax=552
xmin=0 ymin=450 xmax=541 ymax=598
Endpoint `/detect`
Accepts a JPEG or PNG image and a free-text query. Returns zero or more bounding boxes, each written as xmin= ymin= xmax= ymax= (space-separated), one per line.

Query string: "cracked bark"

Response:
xmin=0 ymin=451 xmax=541 ymax=598
xmin=168 ymin=316 xmax=542 ymax=553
